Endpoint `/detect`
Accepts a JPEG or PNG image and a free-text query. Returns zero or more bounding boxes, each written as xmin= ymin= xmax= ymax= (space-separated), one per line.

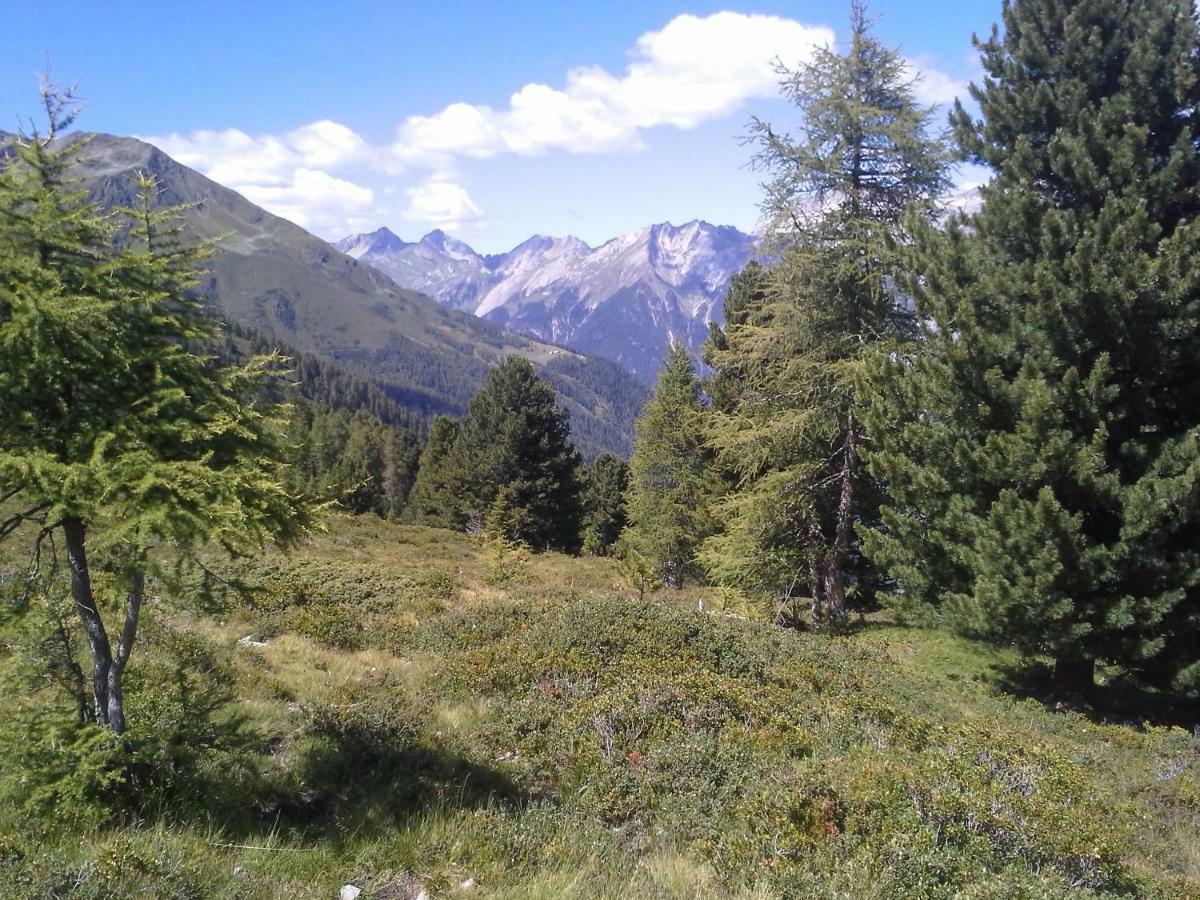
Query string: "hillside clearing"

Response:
xmin=1 ymin=515 xmax=1197 ymax=898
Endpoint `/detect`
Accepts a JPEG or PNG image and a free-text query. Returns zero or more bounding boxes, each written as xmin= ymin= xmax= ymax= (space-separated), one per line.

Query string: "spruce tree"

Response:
xmin=406 ymin=416 xmax=466 ymax=529
xmin=866 ymin=0 xmax=1200 ymax=694
xmin=0 ymin=86 xmax=309 ymax=732
xmin=622 ymin=343 xmax=710 ymax=588
xmin=580 ymin=452 xmax=629 ymax=557
xmin=411 ymin=358 xmax=582 ymax=550
xmin=701 ymin=4 xmax=949 ymax=625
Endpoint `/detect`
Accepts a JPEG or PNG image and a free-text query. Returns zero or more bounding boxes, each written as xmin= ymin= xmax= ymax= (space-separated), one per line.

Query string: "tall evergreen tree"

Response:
xmin=866 ymin=0 xmax=1200 ymax=694
xmin=406 ymin=416 xmax=467 ymax=529
xmin=702 ymin=261 xmax=770 ymax=416
xmin=622 ymin=343 xmax=710 ymax=588
xmin=701 ymin=5 xmax=949 ymax=625
xmin=410 ymin=359 xmax=582 ymax=551
xmin=0 ymin=87 xmax=309 ymax=732
xmin=580 ymin=452 xmax=629 ymax=557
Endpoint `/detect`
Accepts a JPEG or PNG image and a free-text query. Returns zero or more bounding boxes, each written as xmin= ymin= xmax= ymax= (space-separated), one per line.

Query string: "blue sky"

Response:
xmin=3 ymin=1 xmax=999 ymax=253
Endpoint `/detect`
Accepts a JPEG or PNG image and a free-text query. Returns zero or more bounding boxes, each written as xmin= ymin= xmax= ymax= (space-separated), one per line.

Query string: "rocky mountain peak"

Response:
xmin=419 ymin=229 xmax=480 ymax=262
xmin=337 ymin=220 xmax=758 ymax=382
xmin=333 ymin=226 xmax=408 ymax=258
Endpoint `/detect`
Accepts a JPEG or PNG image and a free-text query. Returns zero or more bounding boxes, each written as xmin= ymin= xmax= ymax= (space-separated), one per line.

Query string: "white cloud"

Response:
xmin=392 ymin=12 xmax=836 ymax=162
xmin=141 ymin=11 xmax=969 ymax=239
xmin=905 ymin=55 xmax=971 ymax=107
xmin=241 ymin=169 xmax=374 ymax=233
xmin=402 ymin=179 xmax=484 ymax=227
xmin=149 ymin=120 xmax=367 ymax=189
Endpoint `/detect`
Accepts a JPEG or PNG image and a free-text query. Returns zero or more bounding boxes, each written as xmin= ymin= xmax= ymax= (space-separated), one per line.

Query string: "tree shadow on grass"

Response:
xmin=274 ymin=736 xmax=523 ymax=836
xmin=156 ymin=718 xmax=526 ymax=846
xmin=993 ymin=660 xmax=1199 ymax=731
xmin=839 ymin=618 xmax=1198 ymax=731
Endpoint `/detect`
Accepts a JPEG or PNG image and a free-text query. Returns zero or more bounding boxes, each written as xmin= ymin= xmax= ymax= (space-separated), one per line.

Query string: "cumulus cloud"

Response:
xmin=149 ymin=120 xmax=367 ymax=188
xmin=239 ymin=168 xmax=375 ymax=233
xmin=393 ymin=12 xmax=835 ymax=162
xmin=142 ymin=11 xmax=970 ymax=238
xmin=401 ymin=179 xmax=485 ymax=227
xmin=905 ymin=55 xmax=972 ymax=107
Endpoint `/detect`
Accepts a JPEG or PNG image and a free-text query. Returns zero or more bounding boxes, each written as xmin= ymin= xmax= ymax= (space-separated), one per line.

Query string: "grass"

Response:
xmin=1 ymin=513 xmax=1197 ymax=898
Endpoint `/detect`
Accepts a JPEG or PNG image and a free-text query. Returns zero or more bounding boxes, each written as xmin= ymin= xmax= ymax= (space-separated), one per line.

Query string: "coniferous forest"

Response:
xmin=2 ymin=1 xmax=1200 ymax=897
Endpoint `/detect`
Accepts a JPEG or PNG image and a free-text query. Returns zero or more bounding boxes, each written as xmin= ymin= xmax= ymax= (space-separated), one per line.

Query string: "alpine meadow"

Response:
xmin=2 ymin=1 xmax=1199 ymax=898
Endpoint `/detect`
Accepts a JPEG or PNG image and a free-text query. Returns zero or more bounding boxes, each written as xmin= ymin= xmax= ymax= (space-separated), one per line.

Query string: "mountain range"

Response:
xmin=335 ymin=220 xmax=758 ymax=383
xmin=29 ymin=131 xmax=648 ymax=458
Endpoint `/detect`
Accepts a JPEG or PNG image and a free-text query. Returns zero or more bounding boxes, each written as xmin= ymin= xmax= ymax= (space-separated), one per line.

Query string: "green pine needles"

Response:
xmin=0 ymin=84 xmax=311 ymax=733
xmin=407 ymin=356 xmax=583 ymax=551
xmin=865 ymin=0 xmax=1200 ymax=694
xmin=701 ymin=3 xmax=950 ymax=627
xmin=622 ymin=343 xmax=713 ymax=589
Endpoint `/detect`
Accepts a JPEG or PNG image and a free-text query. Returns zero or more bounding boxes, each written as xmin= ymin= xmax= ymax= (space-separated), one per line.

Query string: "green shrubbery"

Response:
xmin=0 ymin=606 xmax=244 ymax=834
xmin=420 ymin=596 xmax=1192 ymax=897
xmin=210 ymin=556 xmax=462 ymax=652
xmin=1 ymin=518 xmax=1197 ymax=897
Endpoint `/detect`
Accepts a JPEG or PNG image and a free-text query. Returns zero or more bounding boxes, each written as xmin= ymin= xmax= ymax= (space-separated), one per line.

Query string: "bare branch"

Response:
xmin=0 ymin=501 xmax=52 ymax=540
xmin=0 ymin=483 xmax=25 ymax=506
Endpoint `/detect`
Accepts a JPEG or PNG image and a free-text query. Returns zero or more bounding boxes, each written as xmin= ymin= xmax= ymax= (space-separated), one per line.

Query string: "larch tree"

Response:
xmin=701 ymin=4 xmax=949 ymax=626
xmin=0 ymin=86 xmax=310 ymax=733
xmin=865 ymin=0 xmax=1200 ymax=694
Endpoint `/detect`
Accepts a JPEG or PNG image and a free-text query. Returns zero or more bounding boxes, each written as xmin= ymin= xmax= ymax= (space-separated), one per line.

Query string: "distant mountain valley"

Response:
xmin=336 ymin=221 xmax=758 ymax=383
xmin=28 ymin=130 xmax=649 ymax=458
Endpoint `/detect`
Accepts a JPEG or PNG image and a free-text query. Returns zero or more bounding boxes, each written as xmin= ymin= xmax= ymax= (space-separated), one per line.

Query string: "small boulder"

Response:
xmin=339 ymin=886 xmax=362 ymax=900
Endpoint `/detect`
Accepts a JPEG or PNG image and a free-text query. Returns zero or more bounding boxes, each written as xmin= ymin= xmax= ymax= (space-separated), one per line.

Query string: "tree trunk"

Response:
xmin=821 ymin=557 xmax=846 ymax=626
xmin=105 ymin=570 xmax=144 ymax=734
xmin=824 ymin=412 xmax=858 ymax=627
xmin=1052 ymin=652 xmax=1095 ymax=697
xmin=62 ymin=516 xmax=114 ymax=728
xmin=809 ymin=560 xmax=826 ymax=628
xmin=662 ymin=558 xmax=682 ymax=590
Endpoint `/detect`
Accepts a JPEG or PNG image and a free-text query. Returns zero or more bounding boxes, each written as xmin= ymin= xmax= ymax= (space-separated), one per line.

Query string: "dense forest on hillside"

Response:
xmin=2 ymin=0 xmax=1200 ymax=897
xmin=0 ymin=122 xmax=651 ymax=461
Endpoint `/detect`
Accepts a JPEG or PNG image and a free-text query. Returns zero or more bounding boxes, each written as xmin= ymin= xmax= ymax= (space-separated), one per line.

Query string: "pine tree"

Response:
xmin=0 ymin=86 xmax=310 ymax=732
xmin=701 ymin=261 xmax=770 ymax=416
xmin=701 ymin=4 xmax=949 ymax=626
xmin=622 ymin=343 xmax=710 ymax=588
xmin=460 ymin=357 xmax=582 ymax=551
xmin=410 ymin=358 xmax=582 ymax=550
xmin=406 ymin=416 xmax=466 ymax=529
xmin=580 ymin=452 xmax=629 ymax=557
xmin=865 ymin=0 xmax=1200 ymax=695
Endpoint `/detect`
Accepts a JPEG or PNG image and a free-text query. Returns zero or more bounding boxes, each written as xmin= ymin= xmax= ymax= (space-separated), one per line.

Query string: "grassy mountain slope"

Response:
xmin=1 ymin=516 xmax=1196 ymax=898
xmin=61 ymin=132 xmax=646 ymax=456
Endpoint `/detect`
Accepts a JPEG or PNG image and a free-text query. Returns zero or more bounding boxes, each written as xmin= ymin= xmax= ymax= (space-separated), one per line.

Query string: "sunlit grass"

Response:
xmin=1 ymin=513 xmax=1196 ymax=898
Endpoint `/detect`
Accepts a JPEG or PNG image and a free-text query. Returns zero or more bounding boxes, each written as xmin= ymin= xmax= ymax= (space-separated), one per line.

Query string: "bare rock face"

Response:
xmin=336 ymin=221 xmax=758 ymax=383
